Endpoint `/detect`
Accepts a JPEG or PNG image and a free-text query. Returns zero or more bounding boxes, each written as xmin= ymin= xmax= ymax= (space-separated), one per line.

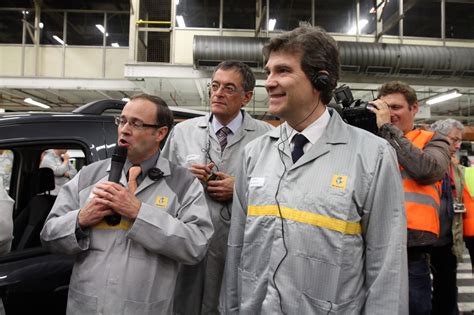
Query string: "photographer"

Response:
xmin=368 ymin=81 xmax=450 ymax=315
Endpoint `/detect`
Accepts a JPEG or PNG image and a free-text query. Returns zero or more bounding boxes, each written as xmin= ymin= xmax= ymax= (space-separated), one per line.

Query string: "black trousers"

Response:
xmin=430 ymin=243 xmax=459 ymax=315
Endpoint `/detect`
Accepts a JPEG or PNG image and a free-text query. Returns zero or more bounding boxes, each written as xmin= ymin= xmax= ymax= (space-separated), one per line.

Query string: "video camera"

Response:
xmin=333 ymin=85 xmax=378 ymax=134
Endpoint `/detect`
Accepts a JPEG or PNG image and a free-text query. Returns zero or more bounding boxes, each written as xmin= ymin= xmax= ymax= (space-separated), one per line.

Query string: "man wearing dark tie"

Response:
xmin=224 ymin=26 xmax=408 ymax=314
xmin=41 ymin=94 xmax=213 ymax=315
xmin=162 ymin=60 xmax=272 ymax=314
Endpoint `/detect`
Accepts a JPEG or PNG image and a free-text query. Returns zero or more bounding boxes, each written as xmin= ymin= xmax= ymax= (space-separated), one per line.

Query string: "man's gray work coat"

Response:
xmin=40 ymin=155 xmax=214 ymax=315
xmin=162 ymin=111 xmax=272 ymax=314
xmin=225 ymin=109 xmax=408 ymax=314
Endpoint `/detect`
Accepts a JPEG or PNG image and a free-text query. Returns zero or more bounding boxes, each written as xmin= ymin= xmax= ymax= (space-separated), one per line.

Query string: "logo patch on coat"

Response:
xmin=331 ymin=175 xmax=347 ymax=189
xmin=155 ymin=196 xmax=169 ymax=208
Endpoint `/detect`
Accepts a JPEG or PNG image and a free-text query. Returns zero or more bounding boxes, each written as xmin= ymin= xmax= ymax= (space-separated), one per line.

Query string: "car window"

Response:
xmin=7 ymin=144 xmax=88 ymax=253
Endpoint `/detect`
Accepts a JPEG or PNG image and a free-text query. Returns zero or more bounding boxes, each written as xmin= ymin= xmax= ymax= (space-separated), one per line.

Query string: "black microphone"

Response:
xmin=105 ymin=145 xmax=127 ymax=226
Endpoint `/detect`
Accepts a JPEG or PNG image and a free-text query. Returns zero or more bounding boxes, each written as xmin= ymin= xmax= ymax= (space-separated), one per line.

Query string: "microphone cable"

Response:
xmin=272 ymin=98 xmax=321 ymax=314
xmin=273 ymin=124 xmax=291 ymax=315
xmin=202 ymin=127 xmax=231 ymax=223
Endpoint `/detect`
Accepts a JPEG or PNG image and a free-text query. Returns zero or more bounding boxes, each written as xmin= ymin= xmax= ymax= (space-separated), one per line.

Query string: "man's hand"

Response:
xmin=207 ymin=172 xmax=235 ymax=202
xmin=189 ymin=162 xmax=215 ymax=182
xmin=367 ymin=99 xmax=391 ymax=129
xmin=92 ymin=182 xmax=142 ymax=220
xmin=62 ymin=152 xmax=70 ymax=163
xmin=77 ymin=199 xmax=113 ymax=228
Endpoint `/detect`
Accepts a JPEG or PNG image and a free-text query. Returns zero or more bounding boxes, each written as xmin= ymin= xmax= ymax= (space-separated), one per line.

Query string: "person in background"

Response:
xmin=162 ymin=60 xmax=272 ymax=314
xmin=429 ymin=118 xmax=466 ymax=315
xmin=40 ymin=94 xmax=213 ymax=315
xmin=0 ymin=150 xmax=13 ymax=192
xmin=369 ymin=81 xmax=450 ymax=315
xmin=0 ymin=151 xmax=14 ymax=315
xmin=40 ymin=149 xmax=78 ymax=195
xmin=224 ymin=26 xmax=407 ymax=314
xmin=0 ymin=179 xmax=13 ymax=255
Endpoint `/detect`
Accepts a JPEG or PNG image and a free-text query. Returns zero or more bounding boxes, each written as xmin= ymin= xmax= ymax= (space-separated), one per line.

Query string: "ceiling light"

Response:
xmin=39 ymin=22 xmax=44 ymax=29
xmin=426 ymin=89 xmax=462 ymax=105
xmin=121 ymin=98 xmax=130 ymax=102
xmin=347 ymin=19 xmax=368 ymax=35
xmin=95 ymin=24 xmax=109 ymax=36
xmin=268 ymin=19 xmax=277 ymax=31
xmin=111 ymin=42 xmax=120 ymax=47
xmin=176 ymin=15 xmax=186 ymax=27
xmin=176 ymin=0 xmax=180 ymax=5
xmin=52 ymin=35 xmax=65 ymax=45
xmin=24 ymin=98 xmax=50 ymax=109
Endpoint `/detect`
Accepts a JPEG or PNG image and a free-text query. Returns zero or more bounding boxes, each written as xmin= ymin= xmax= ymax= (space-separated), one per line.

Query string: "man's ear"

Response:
xmin=411 ymin=101 xmax=419 ymax=114
xmin=240 ymin=91 xmax=254 ymax=108
xmin=155 ymin=126 xmax=169 ymax=143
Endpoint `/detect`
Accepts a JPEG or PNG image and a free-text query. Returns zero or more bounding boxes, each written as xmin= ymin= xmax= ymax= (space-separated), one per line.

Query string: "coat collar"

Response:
xmin=269 ymin=108 xmax=349 ymax=168
xmin=197 ymin=111 xmax=259 ymax=132
xmin=134 ymin=154 xmax=170 ymax=195
xmin=197 ymin=111 xmax=259 ymax=150
xmin=106 ymin=154 xmax=171 ymax=195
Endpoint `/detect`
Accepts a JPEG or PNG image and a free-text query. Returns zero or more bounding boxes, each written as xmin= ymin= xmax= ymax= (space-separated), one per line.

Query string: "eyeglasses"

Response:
xmin=115 ymin=116 xmax=160 ymax=130
xmin=210 ymin=82 xmax=244 ymax=95
xmin=447 ymin=135 xmax=462 ymax=145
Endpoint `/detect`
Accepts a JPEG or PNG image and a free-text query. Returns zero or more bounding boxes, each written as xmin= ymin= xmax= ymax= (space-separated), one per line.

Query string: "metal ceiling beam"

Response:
xmin=44 ymin=89 xmax=74 ymax=105
xmin=0 ymin=77 xmax=140 ymax=91
xmin=15 ymin=88 xmax=58 ymax=106
xmin=96 ymin=90 xmax=113 ymax=99
xmin=340 ymin=74 xmax=474 ymax=88
xmin=124 ymin=64 xmax=208 ymax=79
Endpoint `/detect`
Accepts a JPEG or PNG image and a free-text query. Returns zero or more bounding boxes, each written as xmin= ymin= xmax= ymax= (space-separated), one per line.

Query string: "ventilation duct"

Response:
xmin=338 ymin=41 xmax=474 ymax=77
xmin=193 ymin=36 xmax=268 ymax=70
xmin=193 ymin=36 xmax=474 ymax=79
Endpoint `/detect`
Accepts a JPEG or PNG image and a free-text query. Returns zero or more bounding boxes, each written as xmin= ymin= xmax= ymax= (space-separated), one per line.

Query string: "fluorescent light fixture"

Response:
xmin=24 ymin=98 xmax=50 ymax=109
xmin=111 ymin=42 xmax=120 ymax=47
xmin=122 ymin=98 xmax=130 ymax=102
xmin=176 ymin=15 xmax=186 ymax=27
xmin=268 ymin=19 xmax=277 ymax=31
xmin=52 ymin=35 xmax=65 ymax=45
xmin=176 ymin=0 xmax=179 ymax=5
xmin=347 ymin=19 xmax=368 ymax=35
xmin=95 ymin=24 xmax=108 ymax=36
xmin=39 ymin=22 xmax=44 ymax=29
xmin=426 ymin=90 xmax=462 ymax=105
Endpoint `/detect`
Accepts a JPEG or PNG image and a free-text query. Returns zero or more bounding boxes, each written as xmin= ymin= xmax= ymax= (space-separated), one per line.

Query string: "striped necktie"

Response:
xmin=216 ymin=126 xmax=231 ymax=151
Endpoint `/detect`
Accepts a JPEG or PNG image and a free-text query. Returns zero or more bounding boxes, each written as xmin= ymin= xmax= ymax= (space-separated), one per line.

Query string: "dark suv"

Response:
xmin=0 ymin=100 xmax=203 ymax=314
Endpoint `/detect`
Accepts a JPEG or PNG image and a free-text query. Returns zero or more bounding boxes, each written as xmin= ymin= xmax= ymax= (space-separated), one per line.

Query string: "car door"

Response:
xmin=0 ymin=139 xmax=97 ymax=315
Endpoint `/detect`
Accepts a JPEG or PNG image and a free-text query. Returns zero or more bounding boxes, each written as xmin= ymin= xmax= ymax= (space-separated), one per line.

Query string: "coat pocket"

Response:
xmin=298 ymin=292 xmax=360 ymax=315
xmin=67 ymin=287 xmax=98 ymax=314
xmin=238 ymin=268 xmax=257 ymax=309
xmin=123 ymin=298 xmax=170 ymax=315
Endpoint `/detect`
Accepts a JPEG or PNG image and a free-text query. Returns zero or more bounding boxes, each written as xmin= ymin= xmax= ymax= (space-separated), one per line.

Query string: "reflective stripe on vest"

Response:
xmin=247 ymin=205 xmax=362 ymax=235
xmin=402 ymin=129 xmax=441 ymax=236
xmin=463 ymin=185 xmax=474 ymax=236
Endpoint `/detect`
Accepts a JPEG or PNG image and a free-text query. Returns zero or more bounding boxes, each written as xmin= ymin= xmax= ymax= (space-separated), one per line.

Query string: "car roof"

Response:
xmin=0 ymin=99 xmax=207 ymax=123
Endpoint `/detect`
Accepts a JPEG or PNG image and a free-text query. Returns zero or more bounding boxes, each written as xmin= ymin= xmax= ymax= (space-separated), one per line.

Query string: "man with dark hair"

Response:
xmin=41 ymin=94 xmax=213 ymax=314
xmin=369 ymin=81 xmax=450 ymax=314
xmin=162 ymin=60 xmax=272 ymax=314
xmin=224 ymin=26 xmax=407 ymax=314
